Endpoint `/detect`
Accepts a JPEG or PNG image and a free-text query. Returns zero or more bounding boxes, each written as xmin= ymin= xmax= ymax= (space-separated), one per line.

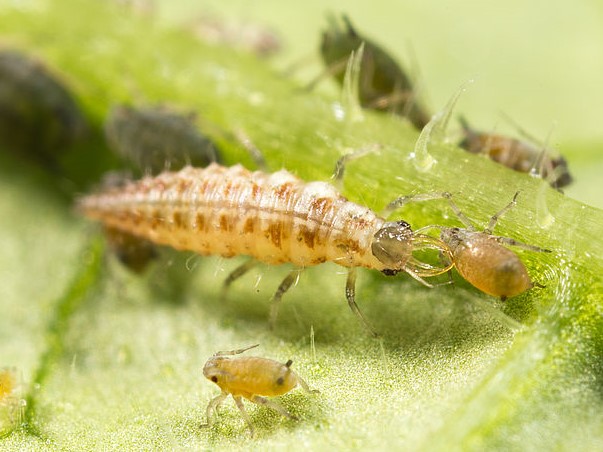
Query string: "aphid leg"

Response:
xmin=221 ymin=259 xmax=258 ymax=298
xmin=381 ymin=192 xmax=447 ymax=218
xmin=294 ymin=371 xmax=320 ymax=394
xmin=249 ymin=395 xmax=298 ymax=421
xmin=345 ymin=267 xmax=378 ymax=337
xmin=201 ymin=392 xmax=228 ymax=428
xmin=214 ymin=343 xmax=260 ymax=357
xmin=269 ymin=268 xmax=303 ymax=329
xmin=435 ymin=192 xmax=478 ymax=230
xmin=233 ymin=395 xmax=255 ymax=436
xmin=234 ymin=129 xmax=267 ymax=171
xmin=489 ymin=235 xmax=551 ymax=253
xmin=331 ymin=145 xmax=380 ymax=191
xmin=305 ymin=56 xmax=349 ymax=92
xmin=484 ymin=191 xmax=519 ymax=234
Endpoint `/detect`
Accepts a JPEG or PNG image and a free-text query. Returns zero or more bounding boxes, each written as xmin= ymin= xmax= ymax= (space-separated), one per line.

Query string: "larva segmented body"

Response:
xmin=80 ymin=163 xmax=389 ymax=270
xmin=79 ymin=163 xmax=453 ymax=334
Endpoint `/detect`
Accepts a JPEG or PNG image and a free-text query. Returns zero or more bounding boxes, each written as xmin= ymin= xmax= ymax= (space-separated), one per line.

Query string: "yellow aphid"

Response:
xmin=202 ymin=344 xmax=317 ymax=435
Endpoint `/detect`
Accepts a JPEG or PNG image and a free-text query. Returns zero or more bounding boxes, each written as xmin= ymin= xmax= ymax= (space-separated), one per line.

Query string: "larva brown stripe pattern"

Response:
xmin=78 ymin=163 xmax=386 ymax=269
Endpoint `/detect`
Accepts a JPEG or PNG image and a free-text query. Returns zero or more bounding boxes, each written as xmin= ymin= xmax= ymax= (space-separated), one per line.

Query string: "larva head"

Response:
xmin=372 ymin=221 xmax=454 ymax=277
xmin=371 ymin=221 xmax=414 ymax=275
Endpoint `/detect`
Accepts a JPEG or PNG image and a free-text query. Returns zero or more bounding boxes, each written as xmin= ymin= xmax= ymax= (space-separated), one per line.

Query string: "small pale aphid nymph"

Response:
xmin=201 ymin=344 xmax=318 ymax=436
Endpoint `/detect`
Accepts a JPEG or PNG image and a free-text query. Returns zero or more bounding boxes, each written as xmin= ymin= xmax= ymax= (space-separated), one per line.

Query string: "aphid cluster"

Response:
xmin=202 ymin=344 xmax=317 ymax=436
xmin=318 ymin=16 xmax=573 ymax=188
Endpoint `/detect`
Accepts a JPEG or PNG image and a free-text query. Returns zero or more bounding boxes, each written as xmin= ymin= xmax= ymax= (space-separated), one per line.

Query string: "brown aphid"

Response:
xmin=77 ymin=163 xmax=453 ymax=335
xmin=0 ymin=50 xmax=87 ymax=169
xmin=202 ymin=344 xmax=317 ymax=436
xmin=318 ymin=15 xmax=431 ymax=130
xmin=458 ymin=117 xmax=573 ymax=189
xmin=105 ymin=105 xmax=221 ymax=176
xmin=437 ymin=192 xmax=548 ymax=300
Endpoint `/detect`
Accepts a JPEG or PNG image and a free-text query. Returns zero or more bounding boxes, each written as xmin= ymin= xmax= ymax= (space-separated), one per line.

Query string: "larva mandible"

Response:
xmin=78 ymin=162 xmax=453 ymax=334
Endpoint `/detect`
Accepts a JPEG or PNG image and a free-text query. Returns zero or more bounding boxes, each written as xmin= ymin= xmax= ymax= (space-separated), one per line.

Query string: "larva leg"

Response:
xmin=201 ymin=392 xmax=228 ymax=428
xmin=249 ymin=395 xmax=297 ymax=420
xmin=345 ymin=267 xmax=378 ymax=337
xmin=233 ymin=395 xmax=255 ymax=436
xmin=269 ymin=269 xmax=303 ymax=328
xmin=221 ymin=259 xmax=258 ymax=297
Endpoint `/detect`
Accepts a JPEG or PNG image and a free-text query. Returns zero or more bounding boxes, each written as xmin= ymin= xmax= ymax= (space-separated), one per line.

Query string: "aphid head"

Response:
xmin=202 ymin=357 xmax=234 ymax=387
xmin=550 ymin=156 xmax=573 ymax=188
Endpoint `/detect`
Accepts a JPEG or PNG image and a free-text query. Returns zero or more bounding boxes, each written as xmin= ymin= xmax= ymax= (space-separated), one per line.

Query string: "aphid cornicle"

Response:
xmin=458 ymin=116 xmax=573 ymax=189
xmin=202 ymin=344 xmax=317 ymax=436
xmin=318 ymin=15 xmax=431 ymax=130
xmin=77 ymin=163 xmax=454 ymax=334
xmin=400 ymin=192 xmax=549 ymax=300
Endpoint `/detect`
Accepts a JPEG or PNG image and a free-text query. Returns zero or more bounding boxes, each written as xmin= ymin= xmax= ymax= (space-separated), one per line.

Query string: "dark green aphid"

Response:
xmin=0 ymin=50 xmax=87 ymax=168
xmin=105 ymin=105 xmax=221 ymax=175
xmin=319 ymin=15 xmax=431 ymax=130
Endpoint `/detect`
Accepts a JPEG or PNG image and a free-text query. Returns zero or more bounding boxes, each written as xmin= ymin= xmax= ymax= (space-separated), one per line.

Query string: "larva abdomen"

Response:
xmin=78 ymin=163 xmax=384 ymax=270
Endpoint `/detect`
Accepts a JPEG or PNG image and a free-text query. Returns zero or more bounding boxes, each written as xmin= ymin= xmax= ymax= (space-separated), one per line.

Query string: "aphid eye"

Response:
xmin=276 ymin=377 xmax=284 ymax=385
xmin=211 ymin=376 xmax=218 ymax=383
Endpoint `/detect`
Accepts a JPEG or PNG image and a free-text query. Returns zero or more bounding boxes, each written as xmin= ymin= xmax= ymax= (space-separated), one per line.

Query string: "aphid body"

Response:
xmin=320 ymin=15 xmax=431 ymax=130
xmin=202 ymin=344 xmax=316 ymax=435
xmin=78 ymin=163 xmax=452 ymax=333
xmin=441 ymin=226 xmax=533 ymax=299
xmin=0 ymin=50 xmax=87 ymax=166
xmin=459 ymin=117 xmax=572 ymax=189
xmin=105 ymin=105 xmax=220 ymax=175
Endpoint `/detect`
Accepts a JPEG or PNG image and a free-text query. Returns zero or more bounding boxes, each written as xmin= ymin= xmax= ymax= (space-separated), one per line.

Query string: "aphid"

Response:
xmin=188 ymin=15 xmax=282 ymax=58
xmin=458 ymin=117 xmax=573 ymax=189
xmin=0 ymin=50 xmax=87 ymax=169
xmin=201 ymin=344 xmax=317 ymax=436
xmin=77 ymin=163 xmax=453 ymax=334
xmin=392 ymin=192 xmax=549 ymax=299
xmin=317 ymin=15 xmax=431 ymax=130
xmin=104 ymin=105 xmax=221 ymax=176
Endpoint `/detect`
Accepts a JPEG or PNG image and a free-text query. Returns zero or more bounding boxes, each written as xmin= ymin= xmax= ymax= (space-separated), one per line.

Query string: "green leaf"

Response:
xmin=1 ymin=0 xmax=601 ymax=450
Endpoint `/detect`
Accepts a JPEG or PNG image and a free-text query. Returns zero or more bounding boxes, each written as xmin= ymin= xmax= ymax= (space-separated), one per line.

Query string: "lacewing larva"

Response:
xmin=316 ymin=14 xmax=431 ymax=130
xmin=105 ymin=105 xmax=221 ymax=176
xmin=458 ymin=116 xmax=573 ymax=189
xmin=201 ymin=344 xmax=317 ymax=436
xmin=392 ymin=192 xmax=550 ymax=300
xmin=77 ymin=163 xmax=454 ymax=334
xmin=0 ymin=50 xmax=87 ymax=168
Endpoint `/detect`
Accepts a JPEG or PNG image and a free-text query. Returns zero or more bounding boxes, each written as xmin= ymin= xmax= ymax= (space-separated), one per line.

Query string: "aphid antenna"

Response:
xmin=213 ymin=344 xmax=260 ymax=357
